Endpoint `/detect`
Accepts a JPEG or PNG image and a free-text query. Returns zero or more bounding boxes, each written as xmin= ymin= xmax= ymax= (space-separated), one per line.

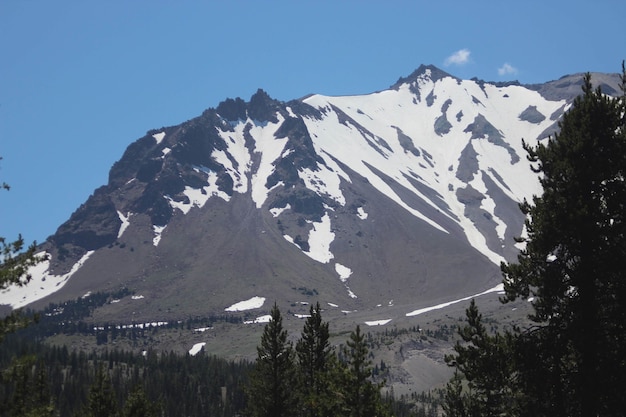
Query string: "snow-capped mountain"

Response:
xmin=1 ymin=65 xmax=621 ymax=325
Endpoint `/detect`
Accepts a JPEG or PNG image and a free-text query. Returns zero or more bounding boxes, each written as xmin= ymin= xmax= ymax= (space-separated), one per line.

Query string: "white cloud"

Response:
xmin=498 ymin=63 xmax=518 ymax=76
xmin=444 ymin=49 xmax=471 ymax=66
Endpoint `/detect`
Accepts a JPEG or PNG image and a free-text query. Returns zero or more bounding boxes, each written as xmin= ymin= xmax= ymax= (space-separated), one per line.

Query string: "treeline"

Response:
xmin=0 ymin=300 xmax=431 ymax=417
xmin=0 ymin=331 xmax=252 ymax=416
xmin=18 ymin=289 xmax=243 ymax=344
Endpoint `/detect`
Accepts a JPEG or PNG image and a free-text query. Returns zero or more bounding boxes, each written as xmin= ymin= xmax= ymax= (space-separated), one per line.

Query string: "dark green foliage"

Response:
xmin=442 ymin=372 xmax=471 ymax=417
xmin=245 ymin=305 xmax=393 ymax=417
xmin=121 ymin=385 xmax=159 ymax=417
xmin=446 ymin=66 xmax=626 ymax=417
xmin=245 ymin=303 xmax=297 ymax=417
xmin=86 ymin=364 xmax=118 ymax=417
xmin=444 ymin=300 xmax=517 ymax=417
xmin=341 ymin=325 xmax=387 ymax=417
xmin=0 ymin=333 xmax=252 ymax=417
xmin=501 ymin=69 xmax=626 ymax=417
xmin=0 ymin=356 xmax=55 ymax=417
xmin=295 ymin=302 xmax=335 ymax=417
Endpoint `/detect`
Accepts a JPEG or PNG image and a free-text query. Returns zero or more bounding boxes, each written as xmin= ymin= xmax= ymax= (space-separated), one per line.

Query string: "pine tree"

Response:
xmin=295 ymin=302 xmax=333 ymax=417
xmin=121 ymin=385 xmax=158 ymax=417
xmin=1 ymin=356 xmax=56 ymax=417
xmin=444 ymin=299 xmax=517 ymax=417
xmin=86 ymin=364 xmax=118 ymax=417
xmin=245 ymin=303 xmax=297 ymax=417
xmin=501 ymin=67 xmax=626 ymax=416
xmin=442 ymin=372 xmax=471 ymax=417
xmin=341 ymin=325 xmax=389 ymax=417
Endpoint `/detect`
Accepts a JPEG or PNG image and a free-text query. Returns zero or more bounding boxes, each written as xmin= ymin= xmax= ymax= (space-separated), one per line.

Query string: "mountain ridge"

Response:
xmin=1 ymin=65 xmax=622 ymax=329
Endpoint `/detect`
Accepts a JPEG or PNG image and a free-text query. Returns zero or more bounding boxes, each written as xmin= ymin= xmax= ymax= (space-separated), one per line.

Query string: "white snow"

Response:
xmin=117 ymin=211 xmax=131 ymax=238
xmin=247 ymin=115 xmax=289 ymax=208
xmin=365 ymin=319 xmax=392 ymax=326
xmin=335 ymin=263 xmax=353 ymax=282
xmin=212 ymin=149 xmax=249 ymax=194
xmin=304 ymin=213 xmax=335 ymax=263
xmin=244 ymin=314 xmax=272 ymax=324
xmin=301 ymin=75 xmax=563 ymax=265
xmin=406 ymin=283 xmax=504 ymax=317
xmin=225 ymin=296 xmax=266 ymax=312
xmin=193 ymin=327 xmax=213 ymax=333
xmin=327 ymin=302 xmax=339 ymax=308
xmin=167 ymin=180 xmax=230 ymax=216
xmin=0 ymin=250 xmax=94 ymax=309
xmin=153 ymin=225 xmax=166 ymax=246
xmin=189 ymin=342 xmax=206 ymax=356
xmin=152 ymin=131 xmax=166 ymax=144
xmin=115 ymin=321 xmax=168 ymax=330
xmin=270 ymin=203 xmax=291 ymax=217
xmin=356 ymin=207 xmax=368 ymax=220
xmin=299 ymin=166 xmax=346 ymax=206
xmin=131 ymin=295 xmax=144 ymax=300
xmin=284 ymin=215 xmax=336 ymax=263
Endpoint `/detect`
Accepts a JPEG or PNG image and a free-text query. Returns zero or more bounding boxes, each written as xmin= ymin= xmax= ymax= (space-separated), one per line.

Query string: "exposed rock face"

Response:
xmin=3 ymin=66 xmax=622 ymax=327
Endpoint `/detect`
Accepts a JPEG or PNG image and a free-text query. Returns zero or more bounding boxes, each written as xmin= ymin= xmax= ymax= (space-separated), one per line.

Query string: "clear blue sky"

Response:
xmin=1 ymin=0 xmax=625 ymax=245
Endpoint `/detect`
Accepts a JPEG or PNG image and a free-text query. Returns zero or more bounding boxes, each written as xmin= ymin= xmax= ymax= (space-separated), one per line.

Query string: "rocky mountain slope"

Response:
xmin=1 ymin=65 xmax=621 ymax=331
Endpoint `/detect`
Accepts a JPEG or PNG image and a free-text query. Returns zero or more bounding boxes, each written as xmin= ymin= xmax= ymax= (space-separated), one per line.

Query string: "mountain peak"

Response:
xmin=391 ymin=64 xmax=456 ymax=89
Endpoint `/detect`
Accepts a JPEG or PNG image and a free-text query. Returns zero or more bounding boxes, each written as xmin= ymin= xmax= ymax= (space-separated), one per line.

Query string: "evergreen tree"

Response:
xmin=1 ymin=356 xmax=56 ymax=417
xmin=121 ymin=385 xmax=158 ymax=417
xmin=86 ymin=364 xmax=118 ymax=417
xmin=442 ymin=372 xmax=471 ymax=417
xmin=444 ymin=299 xmax=517 ymax=417
xmin=295 ymin=302 xmax=333 ymax=417
xmin=341 ymin=325 xmax=388 ymax=417
xmin=500 ymin=67 xmax=626 ymax=416
xmin=245 ymin=303 xmax=297 ymax=417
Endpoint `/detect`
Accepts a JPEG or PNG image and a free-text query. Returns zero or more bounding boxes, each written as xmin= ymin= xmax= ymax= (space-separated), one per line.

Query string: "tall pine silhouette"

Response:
xmin=245 ymin=303 xmax=297 ymax=417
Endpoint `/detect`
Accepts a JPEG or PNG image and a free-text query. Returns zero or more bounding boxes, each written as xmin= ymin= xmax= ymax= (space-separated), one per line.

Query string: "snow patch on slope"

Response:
xmin=153 ymin=225 xmax=166 ymax=247
xmin=270 ymin=204 xmax=291 ymax=217
xmin=299 ymin=166 xmax=346 ymax=206
xmin=405 ymin=283 xmax=504 ymax=317
xmin=244 ymin=315 xmax=272 ymax=324
xmin=305 ymin=213 xmax=335 ymax=263
xmin=365 ymin=319 xmax=392 ymax=326
xmin=117 ymin=211 xmax=131 ymax=238
xmin=225 ymin=296 xmax=266 ymax=312
xmin=189 ymin=342 xmax=206 ymax=356
xmin=0 ymin=251 xmax=94 ymax=309
xmin=335 ymin=263 xmax=352 ymax=282
xmin=152 ymin=131 xmax=166 ymax=144
xmin=249 ymin=116 xmax=288 ymax=207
